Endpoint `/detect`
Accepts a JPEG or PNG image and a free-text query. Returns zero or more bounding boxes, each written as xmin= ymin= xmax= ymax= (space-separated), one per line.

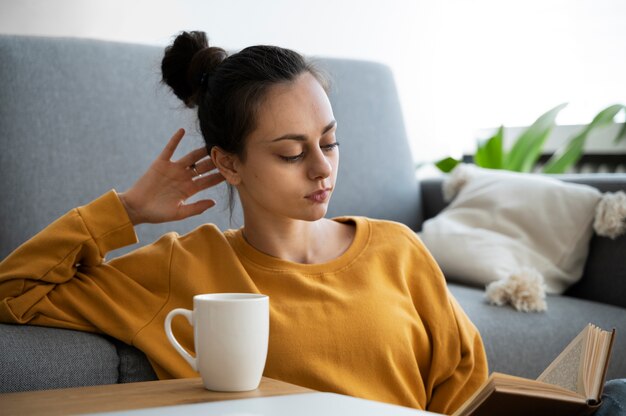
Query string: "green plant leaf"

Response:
xmin=504 ymin=103 xmax=568 ymax=172
xmin=541 ymin=130 xmax=586 ymax=173
xmin=474 ymin=126 xmax=504 ymax=169
xmin=614 ymin=119 xmax=626 ymax=144
xmin=592 ymin=104 xmax=624 ymax=123
xmin=435 ymin=157 xmax=460 ymax=173
xmin=542 ymin=104 xmax=625 ymax=173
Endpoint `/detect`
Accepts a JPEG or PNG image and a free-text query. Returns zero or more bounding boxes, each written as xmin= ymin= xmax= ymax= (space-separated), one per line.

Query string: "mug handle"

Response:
xmin=164 ymin=308 xmax=197 ymax=371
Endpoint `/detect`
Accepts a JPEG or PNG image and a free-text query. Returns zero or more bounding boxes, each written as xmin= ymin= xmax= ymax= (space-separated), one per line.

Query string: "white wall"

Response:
xmin=1 ymin=0 xmax=625 ymax=164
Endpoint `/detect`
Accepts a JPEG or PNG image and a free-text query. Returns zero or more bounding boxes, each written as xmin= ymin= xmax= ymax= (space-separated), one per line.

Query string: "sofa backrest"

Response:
xmin=0 ymin=35 xmax=421 ymax=259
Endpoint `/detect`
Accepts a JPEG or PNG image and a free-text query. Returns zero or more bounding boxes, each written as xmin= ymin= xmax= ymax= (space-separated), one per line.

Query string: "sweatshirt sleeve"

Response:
xmin=0 ymin=190 xmax=172 ymax=345
xmin=427 ymin=293 xmax=489 ymax=414
xmin=402 ymin=225 xmax=488 ymax=414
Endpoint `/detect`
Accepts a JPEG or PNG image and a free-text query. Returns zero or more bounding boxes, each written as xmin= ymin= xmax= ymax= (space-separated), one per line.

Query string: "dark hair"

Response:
xmin=161 ymin=31 xmax=329 ymax=161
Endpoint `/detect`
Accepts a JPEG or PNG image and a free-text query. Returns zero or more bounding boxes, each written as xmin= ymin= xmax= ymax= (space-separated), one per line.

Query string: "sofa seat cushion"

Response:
xmin=448 ymin=283 xmax=626 ymax=381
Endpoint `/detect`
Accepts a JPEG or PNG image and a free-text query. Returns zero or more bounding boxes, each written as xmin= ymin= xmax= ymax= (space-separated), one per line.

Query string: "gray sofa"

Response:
xmin=1 ymin=35 xmax=624 ymax=394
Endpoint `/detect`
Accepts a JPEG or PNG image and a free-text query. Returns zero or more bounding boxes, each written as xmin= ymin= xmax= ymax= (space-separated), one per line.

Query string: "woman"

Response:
xmin=0 ymin=31 xmax=487 ymax=414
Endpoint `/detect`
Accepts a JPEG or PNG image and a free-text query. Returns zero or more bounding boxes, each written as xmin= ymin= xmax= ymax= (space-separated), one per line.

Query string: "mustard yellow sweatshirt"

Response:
xmin=0 ymin=191 xmax=487 ymax=414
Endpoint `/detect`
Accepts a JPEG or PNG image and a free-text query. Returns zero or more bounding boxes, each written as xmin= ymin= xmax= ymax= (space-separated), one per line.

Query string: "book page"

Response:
xmin=587 ymin=330 xmax=615 ymax=402
xmin=495 ymin=373 xmax=582 ymax=400
xmin=537 ymin=324 xmax=615 ymax=401
xmin=537 ymin=326 xmax=588 ymax=394
xmin=454 ymin=325 xmax=614 ymax=416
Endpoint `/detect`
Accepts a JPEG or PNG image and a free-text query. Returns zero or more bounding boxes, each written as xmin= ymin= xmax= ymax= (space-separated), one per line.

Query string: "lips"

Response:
xmin=305 ymin=188 xmax=332 ymax=203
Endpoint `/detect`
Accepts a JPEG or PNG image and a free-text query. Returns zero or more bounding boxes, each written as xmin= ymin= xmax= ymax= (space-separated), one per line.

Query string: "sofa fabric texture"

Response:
xmin=0 ymin=325 xmax=120 ymax=391
xmin=1 ymin=35 xmax=624 ymax=393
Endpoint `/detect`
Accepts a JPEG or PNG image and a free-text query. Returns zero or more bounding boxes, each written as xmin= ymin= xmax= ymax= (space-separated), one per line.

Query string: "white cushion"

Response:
xmin=419 ymin=165 xmax=602 ymax=294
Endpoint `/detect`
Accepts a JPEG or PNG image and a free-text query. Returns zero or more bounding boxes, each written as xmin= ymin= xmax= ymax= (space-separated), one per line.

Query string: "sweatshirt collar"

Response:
xmin=225 ymin=216 xmax=370 ymax=274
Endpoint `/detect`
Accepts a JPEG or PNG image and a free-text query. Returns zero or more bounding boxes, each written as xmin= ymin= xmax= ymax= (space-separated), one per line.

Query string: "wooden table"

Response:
xmin=0 ymin=377 xmax=313 ymax=415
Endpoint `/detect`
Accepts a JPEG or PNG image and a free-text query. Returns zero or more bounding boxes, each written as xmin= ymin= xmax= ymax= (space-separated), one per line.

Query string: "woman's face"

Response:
xmin=234 ymin=71 xmax=339 ymax=223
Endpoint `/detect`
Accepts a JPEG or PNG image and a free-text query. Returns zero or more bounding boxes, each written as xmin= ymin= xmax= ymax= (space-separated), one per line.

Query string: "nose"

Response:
xmin=307 ymin=147 xmax=333 ymax=180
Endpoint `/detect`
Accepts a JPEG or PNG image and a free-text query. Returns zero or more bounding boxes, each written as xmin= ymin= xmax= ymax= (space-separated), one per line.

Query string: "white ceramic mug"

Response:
xmin=164 ymin=293 xmax=269 ymax=392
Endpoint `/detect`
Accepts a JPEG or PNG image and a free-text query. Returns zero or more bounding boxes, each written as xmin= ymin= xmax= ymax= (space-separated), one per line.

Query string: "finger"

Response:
xmin=194 ymin=172 xmax=226 ymax=190
xmin=177 ymin=199 xmax=216 ymax=220
xmin=177 ymin=147 xmax=208 ymax=167
xmin=159 ymin=129 xmax=186 ymax=161
xmin=191 ymin=158 xmax=219 ymax=175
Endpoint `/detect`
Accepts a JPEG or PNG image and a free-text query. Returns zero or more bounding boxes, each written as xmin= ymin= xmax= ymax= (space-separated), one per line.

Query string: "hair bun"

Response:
xmin=190 ymin=46 xmax=228 ymax=88
xmin=161 ymin=31 xmax=227 ymax=108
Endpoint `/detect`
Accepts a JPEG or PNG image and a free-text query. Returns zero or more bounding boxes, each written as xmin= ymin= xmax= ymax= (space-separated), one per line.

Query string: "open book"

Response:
xmin=453 ymin=324 xmax=616 ymax=416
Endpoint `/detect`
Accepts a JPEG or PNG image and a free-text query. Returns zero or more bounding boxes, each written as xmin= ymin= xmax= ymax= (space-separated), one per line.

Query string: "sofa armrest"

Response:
xmin=0 ymin=324 xmax=119 ymax=392
xmin=419 ymin=177 xmax=448 ymax=226
xmin=0 ymin=323 xmax=158 ymax=393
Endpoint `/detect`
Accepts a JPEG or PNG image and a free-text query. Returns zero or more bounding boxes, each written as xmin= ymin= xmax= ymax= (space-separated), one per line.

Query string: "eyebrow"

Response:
xmin=270 ymin=120 xmax=337 ymax=143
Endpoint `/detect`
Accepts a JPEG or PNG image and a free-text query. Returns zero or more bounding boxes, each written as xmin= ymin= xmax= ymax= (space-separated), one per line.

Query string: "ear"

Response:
xmin=211 ymin=146 xmax=242 ymax=185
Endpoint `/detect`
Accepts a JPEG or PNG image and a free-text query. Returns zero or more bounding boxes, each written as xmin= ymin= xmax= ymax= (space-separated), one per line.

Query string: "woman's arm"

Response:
xmin=402 ymin=226 xmax=488 ymax=414
xmin=0 ymin=129 xmax=225 ymax=343
xmin=427 ymin=294 xmax=489 ymax=414
xmin=0 ymin=191 xmax=175 ymax=342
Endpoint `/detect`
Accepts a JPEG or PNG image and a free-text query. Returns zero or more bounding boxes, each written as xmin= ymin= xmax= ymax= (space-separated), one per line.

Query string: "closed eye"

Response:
xmin=321 ymin=142 xmax=340 ymax=152
xmin=279 ymin=142 xmax=339 ymax=163
xmin=279 ymin=152 xmax=305 ymax=163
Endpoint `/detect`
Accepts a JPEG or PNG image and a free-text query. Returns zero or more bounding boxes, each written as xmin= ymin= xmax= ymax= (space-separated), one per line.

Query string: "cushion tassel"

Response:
xmin=485 ymin=268 xmax=547 ymax=312
xmin=594 ymin=191 xmax=626 ymax=239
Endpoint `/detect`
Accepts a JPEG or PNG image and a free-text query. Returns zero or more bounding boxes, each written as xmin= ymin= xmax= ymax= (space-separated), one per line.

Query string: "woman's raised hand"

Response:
xmin=118 ymin=129 xmax=226 ymax=225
